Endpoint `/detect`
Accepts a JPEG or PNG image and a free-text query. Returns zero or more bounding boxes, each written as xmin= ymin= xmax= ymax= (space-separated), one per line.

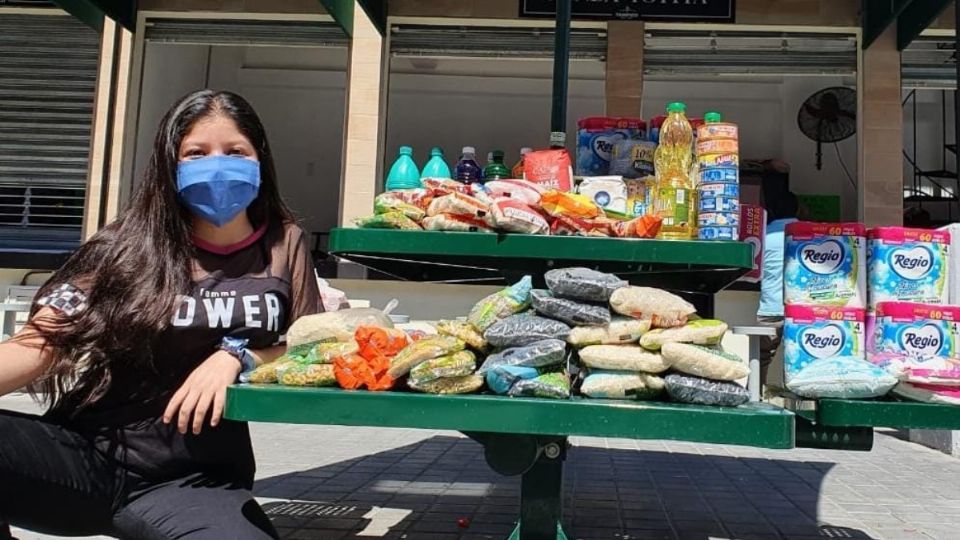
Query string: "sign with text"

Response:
xmin=520 ymin=0 xmax=736 ymax=22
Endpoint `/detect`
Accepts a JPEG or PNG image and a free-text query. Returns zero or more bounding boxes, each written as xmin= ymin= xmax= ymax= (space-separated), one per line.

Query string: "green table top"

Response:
xmin=225 ymin=385 xmax=795 ymax=449
xmin=327 ymin=229 xmax=754 ymax=293
xmin=815 ymin=398 xmax=960 ymax=430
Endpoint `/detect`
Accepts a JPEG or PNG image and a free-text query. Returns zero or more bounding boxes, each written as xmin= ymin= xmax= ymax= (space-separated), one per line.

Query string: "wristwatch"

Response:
xmin=219 ymin=336 xmax=256 ymax=374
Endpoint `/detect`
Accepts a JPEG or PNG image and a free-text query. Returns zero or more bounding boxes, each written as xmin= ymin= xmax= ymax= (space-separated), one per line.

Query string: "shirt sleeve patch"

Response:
xmin=36 ymin=283 xmax=89 ymax=316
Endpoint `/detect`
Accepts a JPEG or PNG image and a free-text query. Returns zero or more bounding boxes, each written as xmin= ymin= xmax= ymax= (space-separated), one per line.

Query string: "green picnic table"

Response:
xmin=224 ymin=229 xmax=960 ymax=539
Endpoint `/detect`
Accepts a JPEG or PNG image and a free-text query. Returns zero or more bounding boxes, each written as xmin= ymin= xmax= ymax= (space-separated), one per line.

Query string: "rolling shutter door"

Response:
xmin=0 ymin=12 xmax=99 ymax=250
xmin=143 ymin=18 xmax=349 ymax=48
xmin=389 ymin=24 xmax=607 ymax=60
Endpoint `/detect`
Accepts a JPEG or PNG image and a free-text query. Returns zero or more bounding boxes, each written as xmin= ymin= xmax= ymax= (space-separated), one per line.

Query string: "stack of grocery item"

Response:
xmin=864 ymin=227 xmax=960 ymax=404
xmin=696 ymin=113 xmax=740 ymax=241
xmin=781 ymin=222 xmax=897 ymax=399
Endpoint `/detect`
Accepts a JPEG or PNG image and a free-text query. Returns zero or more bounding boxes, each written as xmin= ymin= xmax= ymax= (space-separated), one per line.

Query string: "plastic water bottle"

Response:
xmin=421 ymin=147 xmax=452 ymax=179
xmin=455 ymin=146 xmax=483 ymax=184
xmin=385 ymin=146 xmax=422 ymax=190
xmin=484 ymin=150 xmax=511 ymax=181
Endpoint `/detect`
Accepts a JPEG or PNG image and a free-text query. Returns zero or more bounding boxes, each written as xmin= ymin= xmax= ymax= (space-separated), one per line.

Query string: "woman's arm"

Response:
xmin=0 ymin=309 xmax=58 ymax=398
xmin=248 ymin=344 xmax=285 ymax=367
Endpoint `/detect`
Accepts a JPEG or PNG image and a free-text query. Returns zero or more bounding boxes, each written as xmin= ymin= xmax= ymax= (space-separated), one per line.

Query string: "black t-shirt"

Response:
xmin=41 ymin=222 xmax=322 ymax=483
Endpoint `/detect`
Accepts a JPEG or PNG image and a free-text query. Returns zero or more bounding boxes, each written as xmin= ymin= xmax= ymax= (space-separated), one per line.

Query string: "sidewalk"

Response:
xmin=4 ymin=393 xmax=960 ymax=540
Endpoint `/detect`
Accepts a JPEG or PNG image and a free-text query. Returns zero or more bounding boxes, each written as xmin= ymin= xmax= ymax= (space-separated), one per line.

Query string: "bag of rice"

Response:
xmin=436 ymin=320 xmax=488 ymax=351
xmin=484 ymin=179 xmax=545 ymax=206
xmin=485 ymin=364 xmax=542 ymax=394
xmin=408 ymin=373 xmax=485 ymax=395
xmin=304 ymin=341 xmax=360 ymax=364
xmin=491 ymin=199 xmax=550 ymax=235
xmin=485 ymin=315 xmax=572 ymax=348
xmin=241 ymin=358 xmax=298 ymax=384
xmin=610 ymin=287 xmax=696 ymax=328
xmin=423 ymin=177 xmax=471 ymax=196
xmin=477 ymin=338 xmax=567 ymax=373
xmin=467 ymin=276 xmax=533 ymax=332
xmin=639 ymin=320 xmax=728 ymax=351
xmin=277 ymin=363 xmax=337 ymax=387
xmin=893 ymin=382 xmax=960 ymax=405
xmin=567 ymin=318 xmax=651 ymax=347
xmin=581 ymin=370 xmax=665 ymax=400
xmin=786 ymin=357 xmax=898 ymax=399
xmin=286 ymin=309 xmax=394 ymax=356
xmin=579 ymin=345 xmax=669 ymax=373
xmin=422 ymin=214 xmax=496 ymax=233
xmin=387 ymin=335 xmax=466 ymax=378
xmin=386 ymin=188 xmax=433 ymax=210
xmin=661 ymin=343 xmax=749 ymax=381
xmin=664 ymin=374 xmax=749 ymax=407
xmin=354 ymin=212 xmax=422 ymax=230
xmin=374 ymin=192 xmax=427 ymax=222
xmin=508 ymin=372 xmax=571 ymax=399
xmin=427 ymin=193 xmax=495 ymax=227
xmin=409 ymin=350 xmax=477 ymax=385
xmin=530 ymin=290 xmax=611 ymax=327
xmin=545 ymin=267 xmax=627 ymax=302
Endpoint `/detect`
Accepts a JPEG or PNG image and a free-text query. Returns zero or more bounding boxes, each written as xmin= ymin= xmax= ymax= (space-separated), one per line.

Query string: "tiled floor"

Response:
xmin=4 ymin=394 xmax=960 ymax=540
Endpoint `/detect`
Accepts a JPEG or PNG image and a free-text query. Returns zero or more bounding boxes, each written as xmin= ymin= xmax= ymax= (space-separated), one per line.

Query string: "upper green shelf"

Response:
xmin=327 ymin=228 xmax=754 ymax=294
xmin=226 ymin=385 xmax=795 ymax=449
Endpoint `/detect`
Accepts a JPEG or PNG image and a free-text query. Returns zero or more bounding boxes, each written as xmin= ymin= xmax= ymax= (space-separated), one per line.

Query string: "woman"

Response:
xmin=0 ymin=90 xmax=321 ymax=539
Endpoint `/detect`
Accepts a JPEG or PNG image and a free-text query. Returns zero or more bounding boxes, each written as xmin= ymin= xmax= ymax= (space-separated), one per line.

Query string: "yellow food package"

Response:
xmin=540 ymin=191 xmax=601 ymax=219
xmin=277 ymin=363 xmax=337 ymax=387
xmin=387 ymin=335 xmax=466 ymax=378
xmin=243 ymin=359 xmax=298 ymax=384
xmin=436 ymin=320 xmax=488 ymax=351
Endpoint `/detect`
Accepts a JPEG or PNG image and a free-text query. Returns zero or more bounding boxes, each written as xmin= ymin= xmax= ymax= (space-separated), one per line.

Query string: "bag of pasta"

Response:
xmin=241 ymin=357 xmax=298 ymax=384
xmin=467 ymin=276 xmax=533 ymax=332
xmin=508 ymin=372 xmax=571 ymax=399
xmin=374 ymin=192 xmax=427 ymax=222
xmin=277 ymin=363 xmax=337 ymax=387
xmin=354 ymin=212 xmax=422 ymax=231
xmin=408 ymin=373 xmax=484 ymax=395
xmin=409 ymin=351 xmax=477 ymax=386
xmin=286 ymin=309 xmax=394 ymax=356
xmin=436 ymin=320 xmax=488 ymax=351
xmin=387 ymin=335 xmax=466 ymax=378
xmin=305 ymin=342 xmax=360 ymax=365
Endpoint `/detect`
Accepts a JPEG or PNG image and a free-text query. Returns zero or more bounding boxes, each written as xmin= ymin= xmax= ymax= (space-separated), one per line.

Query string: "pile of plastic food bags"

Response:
xmin=243 ymin=267 xmax=754 ymax=407
xmin=353 ymin=178 xmax=663 ymax=239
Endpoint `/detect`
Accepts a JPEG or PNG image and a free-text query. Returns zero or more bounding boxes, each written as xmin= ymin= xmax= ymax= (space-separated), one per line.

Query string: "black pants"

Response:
xmin=0 ymin=410 xmax=278 ymax=540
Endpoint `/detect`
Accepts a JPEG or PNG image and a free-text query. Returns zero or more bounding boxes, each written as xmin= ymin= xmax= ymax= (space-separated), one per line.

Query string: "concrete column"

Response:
xmin=605 ymin=21 xmax=644 ymax=117
xmin=857 ymin=24 xmax=903 ymax=227
xmin=82 ymin=18 xmax=134 ymax=239
xmin=339 ymin=7 xmax=385 ymax=227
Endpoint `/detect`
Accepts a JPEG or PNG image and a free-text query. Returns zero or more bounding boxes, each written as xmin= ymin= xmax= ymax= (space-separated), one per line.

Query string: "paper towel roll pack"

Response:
xmin=868 ymin=227 xmax=950 ymax=310
xmin=874 ymin=302 xmax=960 ymax=359
xmin=784 ymin=222 xmax=867 ymax=308
xmin=783 ymin=305 xmax=865 ymax=380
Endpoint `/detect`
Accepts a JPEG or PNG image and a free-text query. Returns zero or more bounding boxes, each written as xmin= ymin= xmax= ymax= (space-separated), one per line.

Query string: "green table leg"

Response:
xmin=464 ymin=433 xmax=570 ymax=540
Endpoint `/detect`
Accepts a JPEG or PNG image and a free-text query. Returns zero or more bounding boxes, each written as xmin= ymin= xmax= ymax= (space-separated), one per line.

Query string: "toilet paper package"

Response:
xmin=874 ymin=302 xmax=960 ymax=359
xmin=784 ymin=222 xmax=867 ymax=308
xmin=868 ymin=227 xmax=950 ymax=310
xmin=938 ymin=223 xmax=960 ymax=304
xmin=576 ymin=117 xmax=646 ymax=176
xmin=784 ymin=305 xmax=865 ymax=380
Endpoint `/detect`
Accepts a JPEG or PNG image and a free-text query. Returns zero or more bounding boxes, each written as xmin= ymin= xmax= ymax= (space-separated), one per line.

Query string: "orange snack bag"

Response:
xmin=551 ymin=215 xmax=612 ymax=237
xmin=612 ymin=215 xmax=663 ymax=239
xmin=540 ymin=191 xmax=602 ymax=219
xmin=334 ymin=327 xmax=407 ymax=391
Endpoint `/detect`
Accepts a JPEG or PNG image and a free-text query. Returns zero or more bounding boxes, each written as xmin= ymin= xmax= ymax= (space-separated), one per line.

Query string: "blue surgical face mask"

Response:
xmin=176 ymin=155 xmax=261 ymax=227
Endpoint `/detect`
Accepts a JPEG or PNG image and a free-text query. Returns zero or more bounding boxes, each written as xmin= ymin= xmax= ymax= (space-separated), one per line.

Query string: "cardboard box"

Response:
xmin=739 ymin=204 xmax=766 ymax=283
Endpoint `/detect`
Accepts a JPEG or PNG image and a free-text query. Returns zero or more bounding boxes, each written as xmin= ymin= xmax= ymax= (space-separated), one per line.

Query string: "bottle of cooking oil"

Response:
xmin=653 ymin=102 xmax=695 ymax=240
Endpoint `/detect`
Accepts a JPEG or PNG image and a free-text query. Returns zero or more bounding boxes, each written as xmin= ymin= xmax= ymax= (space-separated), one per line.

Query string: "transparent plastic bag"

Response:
xmin=609 ymin=287 xmax=696 ymax=328
xmin=484 ymin=315 xmax=572 ymax=348
xmin=277 ymin=363 xmax=337 ymax=387
xmin=545 ymin=268 xmax=627 ymax=302
xmin=530 ymin=289 xmax=611 ymax=327
xmin=409 ymin=350 xmax=477 ymax=385
xmin=387 ymin=335 xmax=466 ymax=378
xmin=286 ymin=309 xmax=394 ymax=356
xmin=661 ymin=343 xmax=749 ymax=381
xmin=485 ymin=365 xmax=542 ymax=395
xmin=639 ymin=320 xmax=728 ymax=351
xmin=436 ymin=320 xmax=488 ymax=351
xmin=664 ymin=373 xmax=749 ymax=407
xmin=374 ymin=192 xmax=427 ymax=222
xmin=241 ymin=358 xmax=298 ymax=384
xmin=467 ymin=276 xmax=534 ymax=332
xmin=786 ymin=357 xmax=897 ymax=399
xmin=353 ymin=212 xmax=422 ymax=230
xmin=477 ymin=339 xmax=567 ymax=373
xmin=508 ymin=372 xmax=571 ymax=399
xmin=305 ymin=342 xmax=360 ymax=364
xmin=578 ymin=345 xmax=670 ymax=373
xmin=567 ymin=318 xmax=651 ymax=347
xmin=581 ymin=370 xmax=664 ymax=400
xmin=408 ymin=373 xmax=484 ymax=395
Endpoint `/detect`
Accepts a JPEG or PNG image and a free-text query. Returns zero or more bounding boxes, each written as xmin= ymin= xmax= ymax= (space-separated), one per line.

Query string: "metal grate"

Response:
xmin=144 ymin=18 xmax=349 ymax=47
xmin=0 ymin=13 xmax=98 ymax=247
xmin=902 ymin=36 xmax=956 ymax=89
xmin=644 ymin=29 xmax=857 ymax=77
xmin=390 ymin=24 xmax=607 ymax=60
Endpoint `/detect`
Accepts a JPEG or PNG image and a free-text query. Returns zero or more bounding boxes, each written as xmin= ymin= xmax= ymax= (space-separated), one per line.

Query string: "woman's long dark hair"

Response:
xmin=26 ymin=90 xmax=295 ymax=414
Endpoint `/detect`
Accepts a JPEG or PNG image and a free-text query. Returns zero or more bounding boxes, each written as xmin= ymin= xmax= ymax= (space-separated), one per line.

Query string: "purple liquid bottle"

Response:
xmin=455 ymin=146 xmax=483 ymax=184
